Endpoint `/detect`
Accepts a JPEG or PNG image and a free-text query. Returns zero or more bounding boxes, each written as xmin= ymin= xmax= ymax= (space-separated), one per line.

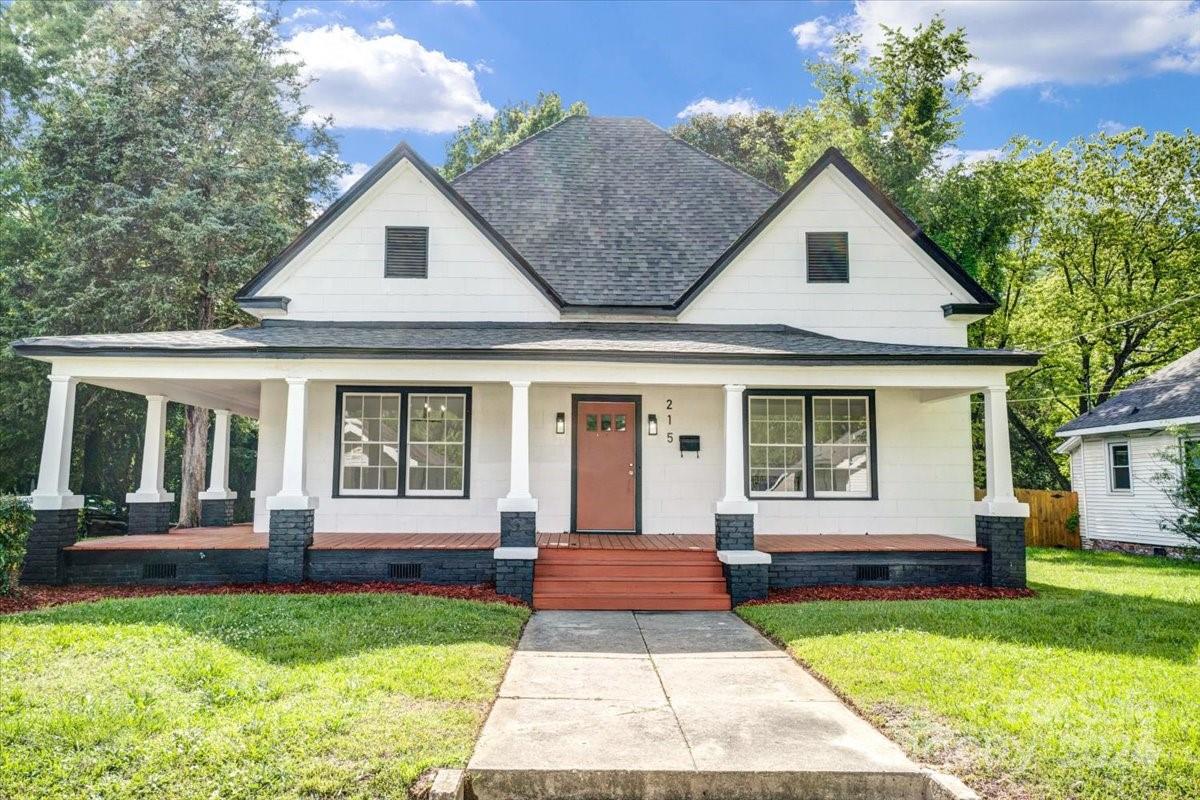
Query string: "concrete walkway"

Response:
xmin=467 ymin=611 xmax=938 ymax=800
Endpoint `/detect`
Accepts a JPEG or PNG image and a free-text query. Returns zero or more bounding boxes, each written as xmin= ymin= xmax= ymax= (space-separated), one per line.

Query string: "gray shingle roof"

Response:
xmin=11 ymin=322 xmax=1038 ymax=366
xmin=450 ymin=116 xmax=780 ymax=307
xmin=1057 ymin=346 xmax=1200 ymax=434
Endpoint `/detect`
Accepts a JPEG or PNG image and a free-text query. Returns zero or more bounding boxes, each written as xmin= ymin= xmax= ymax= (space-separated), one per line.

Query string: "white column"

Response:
xmin=199 ymin=409 xmax=237 ymax=501
xmin=716 ymin=384 xmax=757 ymax=515
xmin=30 ymin=375 xmax=84 ymax=510
xmin=498 ymin=380 xmax=538 ymax=512
xmin=267 ymin=378 xmax=317 ymax=510
xmin=126 ymin=395 xmax=174 ymax=504
xmin=974 ymin=383 xmax=1028 ymax=517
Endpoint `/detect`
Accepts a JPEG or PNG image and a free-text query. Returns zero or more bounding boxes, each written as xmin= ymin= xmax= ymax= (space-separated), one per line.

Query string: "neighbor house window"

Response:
xmin=806 ymin=232 xmax=849 ymax=283
xmin=1183 ymin=438 xmax=1200 ymax=483
xmin=746 ymin=391 xmax=875 ymax=500
xmin=335 ymin=386 xmax=471 ymax=498
xmin=384 ymin=226 xmax=429 ymax=278
xmin=1108 ymin=442 xmax=1132 ymax=492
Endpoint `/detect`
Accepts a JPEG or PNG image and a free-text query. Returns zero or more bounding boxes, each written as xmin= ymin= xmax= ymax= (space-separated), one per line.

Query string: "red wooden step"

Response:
xmin=536 ymin=561 xmax=724 ymax=578
xmin=533 ymin=592 xmax=732 ymax=611
xmin=533 ymin=577 xmax=728 ymax=595
xmin=538 ymin=548 xmax=717 ymax=563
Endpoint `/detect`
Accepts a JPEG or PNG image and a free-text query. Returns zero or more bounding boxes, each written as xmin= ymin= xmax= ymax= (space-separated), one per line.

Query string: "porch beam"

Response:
xmin=30 ymin=375 xmax=83 ymax=510
xmin=126 ymin=395 xmax=174 ymax=503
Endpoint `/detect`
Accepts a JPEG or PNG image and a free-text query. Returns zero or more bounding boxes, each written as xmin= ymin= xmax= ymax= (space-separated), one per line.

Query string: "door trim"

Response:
xmin=570 ymin=393 xmax=642 ymax=534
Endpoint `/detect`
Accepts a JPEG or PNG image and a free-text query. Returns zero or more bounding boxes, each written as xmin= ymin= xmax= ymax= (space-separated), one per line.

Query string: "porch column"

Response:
xmin=973 ymin=383 xmax=1029 ymax=588
xmin=267 ymin=378 xmax=316 ymax=583
xmin=198 ymin=409 xmax=238 ymax=527
xmin=495 ymin=380 xmax=537 ymax=602
xmin=714 ymin=384 xmax=769 ymax=603
xmin=24 ymin=375 xmax=83 ymax=584
xmin=126 ymin=395 xmax=174 ymax=534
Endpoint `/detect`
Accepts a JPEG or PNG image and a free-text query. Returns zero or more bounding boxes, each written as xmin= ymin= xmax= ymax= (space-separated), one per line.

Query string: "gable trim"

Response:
xmin=234 ymin=142 xmax=564 ymax=309
xmin=673 ymin=147 xmax=999 ymax=313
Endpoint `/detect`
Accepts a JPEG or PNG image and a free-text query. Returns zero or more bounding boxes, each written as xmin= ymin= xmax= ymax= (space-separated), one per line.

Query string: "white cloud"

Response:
xmin=938 ymin=146 xmax=1003 ymax=170
xmin=809 ymin=1 xmax=1200 ymax=100
xmin=1098 ymin=119 xmax=1129 ymax=135
xmin=285 ymin=25 xmax=494 ymax=132
xmin=284 ymin=6 xmax=321 ymax=23
xmin=1038 ymin=86 xmax=1074 ymax=107
xmin=371 ymin=17 xmax=395 ymax=32
xmin=432 ymin=0 xmax=477 ymax=6
xmin=791 ymin=16 xmax=839 ymax=50
xmin=676 ymin=96 xmax=761 ymax=119
xmin=337 ymin=162 xmax=371 ymax=195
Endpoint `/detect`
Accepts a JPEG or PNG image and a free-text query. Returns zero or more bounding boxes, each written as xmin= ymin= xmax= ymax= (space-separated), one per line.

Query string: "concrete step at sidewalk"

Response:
xmin=533 ymin=592 xmax=732 ymax=611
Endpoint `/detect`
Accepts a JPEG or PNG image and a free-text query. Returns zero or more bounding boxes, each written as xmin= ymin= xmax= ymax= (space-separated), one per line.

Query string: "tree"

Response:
xmin=27 ymin=0 xmax=343 ymax=524
xmin=671 ymin=109 xmax=801 ymax=190
xmin=1151 ymin=431 xmax=1200 ymax=547
xmin=442 ymin=92 xmax=587 ymax=179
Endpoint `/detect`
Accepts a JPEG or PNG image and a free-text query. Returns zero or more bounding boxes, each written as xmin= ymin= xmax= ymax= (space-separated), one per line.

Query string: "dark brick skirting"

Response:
xmin=769 ymin=551 xmax=984 ymax=588
xmin=975 ymin=515 xmax=1027 ymax=588
xmin=127 ymin=501 xmax=173 ymax=534
xmin=268 ymin=509 xmax=314 ymax=584
xmin=307 ymin=549 xmax=495 ymax=584
xmin=715 ymin=514 xmax=755 ymax=550
xmin=22 ymin=509 xmax=79 ymax=585
xmin=1082 ymin=537 xmax=1200 ymax=560
xmin=725 ymin=562 xmax=768 ymax=605
xmin=200 ymin=498 xmax=237 ymax=528
xmin=66 ymin=548 xmax=267 ymax=585
xmin=500 ymin=511 xmax=536 ymax=547
xmin=496 ymin=558 xmax=534 ymax=603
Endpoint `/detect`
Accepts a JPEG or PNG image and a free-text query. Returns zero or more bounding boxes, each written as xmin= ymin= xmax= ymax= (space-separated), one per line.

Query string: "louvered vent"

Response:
xmin=855 ymin=564 xmax=889 ymax=582
xmin=143 ymin=563 xmax=178 ymax=579
xmin=385 ymin=226 xmax=429 ymax=278
xmin=388 ymin=562 xmax=422 ymax=580
xmin=806 ymin=232 xmax=849 ymax=283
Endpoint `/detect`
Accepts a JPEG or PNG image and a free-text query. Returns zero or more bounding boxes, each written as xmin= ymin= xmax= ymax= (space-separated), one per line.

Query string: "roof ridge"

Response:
xmin=450 ymin=113 xmax=586 ymax=182
xmin=649 ymin=118 xmax=781 ymax=196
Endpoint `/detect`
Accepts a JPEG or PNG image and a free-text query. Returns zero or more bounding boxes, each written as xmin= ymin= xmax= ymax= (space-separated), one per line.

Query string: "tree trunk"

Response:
xmin=178 ymin=406 xmax=209 ymax=528
xmin=1008 ymin=407 xmax=1071 ymax=491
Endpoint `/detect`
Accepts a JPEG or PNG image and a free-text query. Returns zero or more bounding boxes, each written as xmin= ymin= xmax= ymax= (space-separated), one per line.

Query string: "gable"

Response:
xmin=678 ymin=164 xmax=983 ymax=346
xmin=237 ymin=145 xmax=560 ymax=322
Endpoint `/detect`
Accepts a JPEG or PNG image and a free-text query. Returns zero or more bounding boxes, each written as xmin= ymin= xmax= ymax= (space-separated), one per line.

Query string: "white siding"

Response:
xmin=260 ymin=160 xmax=559 ymax=322
xmin=1069 ymin=427 xmax=1198 ymax=548
xmin=254 ymin=383 xmax=976 ymax=539
xmin=679 ymin=168 xmax=972 ymax=346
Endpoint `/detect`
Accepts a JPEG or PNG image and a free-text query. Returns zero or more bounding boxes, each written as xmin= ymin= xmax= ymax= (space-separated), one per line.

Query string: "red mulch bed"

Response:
xmin=743 ymin=584 xmax=1035 ymax=606
xmin=0 ymin=581 xmax=527 ymax=615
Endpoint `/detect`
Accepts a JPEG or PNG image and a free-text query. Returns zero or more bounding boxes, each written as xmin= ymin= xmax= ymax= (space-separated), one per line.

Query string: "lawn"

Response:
xmin=739 ymin=548 xmax=1200 ymax=800
xmin=0 ymin=592 xmax=529 ymax=799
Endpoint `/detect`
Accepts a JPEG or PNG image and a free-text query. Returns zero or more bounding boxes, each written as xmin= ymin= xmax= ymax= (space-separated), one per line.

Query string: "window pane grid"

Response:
xmin=748 ymin=396 xmax=806 ymax=495
xmin=407 ymin=393 xmax=467 ymax=496
xmin=813 ymin=396 xmax=871 ymax=496
xmin=340 ymin=392 xmax=401 ymax=495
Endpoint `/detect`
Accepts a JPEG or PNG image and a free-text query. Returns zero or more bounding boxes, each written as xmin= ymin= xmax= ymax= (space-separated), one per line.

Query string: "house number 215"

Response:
xmin=665 ymin=399 xmax=673 ymax=442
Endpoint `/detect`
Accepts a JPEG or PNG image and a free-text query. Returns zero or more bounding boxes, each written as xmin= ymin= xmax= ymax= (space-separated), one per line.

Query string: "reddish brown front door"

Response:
xmin=574 ymin=398 xmax=639 ymax=533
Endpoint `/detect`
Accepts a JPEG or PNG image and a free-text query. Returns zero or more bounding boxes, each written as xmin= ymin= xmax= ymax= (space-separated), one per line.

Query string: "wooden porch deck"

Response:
xmin=66 ymin=526 xmax=982 ymax=554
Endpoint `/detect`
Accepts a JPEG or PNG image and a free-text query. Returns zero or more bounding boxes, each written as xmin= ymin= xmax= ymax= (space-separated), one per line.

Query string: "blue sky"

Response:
xmin=273 ymin=0 xmax=1200 ymax=189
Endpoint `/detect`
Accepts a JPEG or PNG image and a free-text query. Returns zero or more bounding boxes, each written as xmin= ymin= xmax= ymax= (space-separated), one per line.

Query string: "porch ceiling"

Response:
xmin=82 ymin=377 xmax=260 ymax=418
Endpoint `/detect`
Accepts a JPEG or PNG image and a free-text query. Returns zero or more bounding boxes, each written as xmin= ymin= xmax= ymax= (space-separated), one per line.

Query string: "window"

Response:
xmin=1108 ymin=442 xmax=1132 ymax=492
xmin=385 ymin=226 xmax=428 ymax=278
xmin=1183 ymin=438 xmax=1200 ymax=482
xmin=806 ymin=232 xmax=849 ymax=283
xmin=335 ymin=386 xmax=470 ymax=498
xmin=746 ymin=391 xmax=876 ymax=500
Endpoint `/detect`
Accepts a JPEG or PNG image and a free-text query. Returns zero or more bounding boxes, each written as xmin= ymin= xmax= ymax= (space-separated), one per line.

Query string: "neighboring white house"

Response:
xmin=1056 ymin=347 xmax=1200 ymax=557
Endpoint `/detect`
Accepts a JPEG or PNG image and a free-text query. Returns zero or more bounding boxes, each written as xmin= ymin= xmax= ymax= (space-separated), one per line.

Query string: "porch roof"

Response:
xmin=12 ymin=321 xmax=1039 ymax=367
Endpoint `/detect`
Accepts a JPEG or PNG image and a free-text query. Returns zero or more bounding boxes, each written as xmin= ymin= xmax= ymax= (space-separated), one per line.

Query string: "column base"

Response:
xmin=22 ymin=509 xmax=79 ymax=585
xmin=494 ymin=554 xmax=535 ymax=604
xmin=715 ymin=513 xmax=755 ymax=550
xmin=975 ymin=514 xmax=1027 ymax=588
xmin=500 ymin=511 xmax=537 ymax=547
xmin=200 ymin=498 xmax=238 ymax=528
xmin=127 ymin=501 xmax=173 ymax=534
xmin=268 ymin=508 xmax=314 ymax=583
xmin=717 ymin=550 xmax=770 ymax=605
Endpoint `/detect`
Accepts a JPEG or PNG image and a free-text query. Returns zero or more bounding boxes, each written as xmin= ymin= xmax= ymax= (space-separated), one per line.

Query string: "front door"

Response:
xmin=573 ymin=397 xmax=639 ymax=533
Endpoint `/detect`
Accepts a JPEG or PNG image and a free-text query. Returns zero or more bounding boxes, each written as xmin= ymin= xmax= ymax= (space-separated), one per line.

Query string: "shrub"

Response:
xmin=1065 ymin=510 xmax=1080 ymax=535
xmin=0 ymin=496 xmax=35 ymax=594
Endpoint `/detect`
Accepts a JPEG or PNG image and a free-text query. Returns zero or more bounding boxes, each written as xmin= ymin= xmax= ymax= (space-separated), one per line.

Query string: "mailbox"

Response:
xmin=678 ymin=435 xmax=700 ymax=456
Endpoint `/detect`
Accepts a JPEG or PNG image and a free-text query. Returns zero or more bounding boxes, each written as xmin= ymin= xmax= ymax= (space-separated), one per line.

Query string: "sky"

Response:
xmin=270 ymin=0 xmax=1200 ymax=191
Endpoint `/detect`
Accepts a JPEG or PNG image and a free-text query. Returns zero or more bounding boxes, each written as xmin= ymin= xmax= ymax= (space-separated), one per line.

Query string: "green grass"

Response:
xmin=739 ymin=548 xmax=1200 ymax=800
xmin=0 ymin=593 xmax=529 ymax=799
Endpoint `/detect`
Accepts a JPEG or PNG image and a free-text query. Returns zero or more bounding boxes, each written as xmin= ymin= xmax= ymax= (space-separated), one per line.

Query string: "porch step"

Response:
xmin=533 ymin=547 xmax=730 ymax=611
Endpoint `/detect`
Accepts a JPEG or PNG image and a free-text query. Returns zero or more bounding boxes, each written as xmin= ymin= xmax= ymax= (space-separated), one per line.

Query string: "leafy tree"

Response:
xmin=442 ymin=91 xmax=587 ymax=179
xmin=25 ymin=0 xmax=342 ymax=524
xmin=672 ymin=109 xmax=802 ymax=190
xmin=1151 ymin=432 xmax=1200 ymax=547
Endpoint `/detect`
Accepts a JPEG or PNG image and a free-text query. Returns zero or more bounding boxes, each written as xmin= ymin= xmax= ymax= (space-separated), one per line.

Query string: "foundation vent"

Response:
xmin=388 ymin=563 xmax=422 ymax=580
xmin=854 ymin=564 xmax=890 ymax=582
xmin=143 ymin=563 xmax=178 ymax=580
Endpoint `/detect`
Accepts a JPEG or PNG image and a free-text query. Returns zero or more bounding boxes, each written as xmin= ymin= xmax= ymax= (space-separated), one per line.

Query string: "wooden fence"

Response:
xmin=975 ymin=488 xmax=1080 ymax=549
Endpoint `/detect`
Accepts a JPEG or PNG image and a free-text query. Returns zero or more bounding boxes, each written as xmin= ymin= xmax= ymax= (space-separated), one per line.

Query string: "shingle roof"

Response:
xmin=11 ymin=322 xmax=1039 ymax=366
xmin=1057 ymin=347 xmax=1200 ymax=434
xmin=450 ymin=116 xmax=780 ymax=307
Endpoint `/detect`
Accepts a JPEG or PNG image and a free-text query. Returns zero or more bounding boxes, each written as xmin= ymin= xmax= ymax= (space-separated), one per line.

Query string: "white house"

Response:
xmin=13 ymin=117 xmax=1035 ymax=607
xmin=1056 ymin=347 xmax=1200 ymax=557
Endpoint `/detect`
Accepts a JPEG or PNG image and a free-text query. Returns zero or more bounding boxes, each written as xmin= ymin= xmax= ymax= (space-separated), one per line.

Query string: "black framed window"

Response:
xmin=744 ymin=389 xmax=877 ymax=500
xmin=806 ymin=232 xmax=849 ymax=283
xmin=334 ymin=385 xmax=471 ymax=498
xmin=1108 ymin=441 xmax=1131 ymax=492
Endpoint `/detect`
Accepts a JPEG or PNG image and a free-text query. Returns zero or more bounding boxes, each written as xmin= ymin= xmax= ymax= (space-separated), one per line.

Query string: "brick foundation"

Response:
xmin=127 ymin=501 xmax=172 ymax=534
xmin=1082 ymin=537 xmax=1200 ymax=560
xmin=307 ymin=549 xmax=496 ymax=583
xmin=495 ymin=558 xmax=534 ymax=603
xmin=268 ymin=509 xmax=314 ymax=583
xmin=715 ymin=514 xmax=755 ymax=550
xmin=199 ymin=498 xmax=237 ymax=528
xmin=975 ymin=515 xmax=1027 ymax=588
xmin=22 ymin=509 xmax=79 ymax=585
xmin=66 ymin=548 xmax=267 ymax=585
xmin=769 ymin=551 xmax=984 ymax=588
xmin=500 ymin=511 xmax=536 ymax=547
xmin=724 ymin=562 xmax=768 ymax=604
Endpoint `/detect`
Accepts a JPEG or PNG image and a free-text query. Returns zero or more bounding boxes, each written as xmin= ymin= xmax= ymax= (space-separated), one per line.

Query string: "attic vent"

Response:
xmin=143 ymin=563 xmax=178 ymax=580
xmin=385 ymin=226 xmax=429 ymax=279
xmin=806 ymin=232 xmax=849 ymax=283
xmin=388 ymin=562 xmax=422 ymax=580
xmin=854 ymin=564 xmax=890 ymax=582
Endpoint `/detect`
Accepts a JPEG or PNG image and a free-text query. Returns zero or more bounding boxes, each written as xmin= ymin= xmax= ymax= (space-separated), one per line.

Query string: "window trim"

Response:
xmin=1106 ymin=440 xmax=1132 ymax=494
xmin=1180 ymin=436 xmax=1200 ymax=482
xmin=332 ymin=385 xmax=472 ymax=500
xmin=743 ymin=389 xmax=878 ymax=501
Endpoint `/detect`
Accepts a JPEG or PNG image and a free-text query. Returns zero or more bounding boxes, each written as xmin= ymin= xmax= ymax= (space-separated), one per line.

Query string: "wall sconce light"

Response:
xmin=648 ymin=414 xmax=658 ymax=436
xmin=555 ymin=412 xmax=566 ymax=434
